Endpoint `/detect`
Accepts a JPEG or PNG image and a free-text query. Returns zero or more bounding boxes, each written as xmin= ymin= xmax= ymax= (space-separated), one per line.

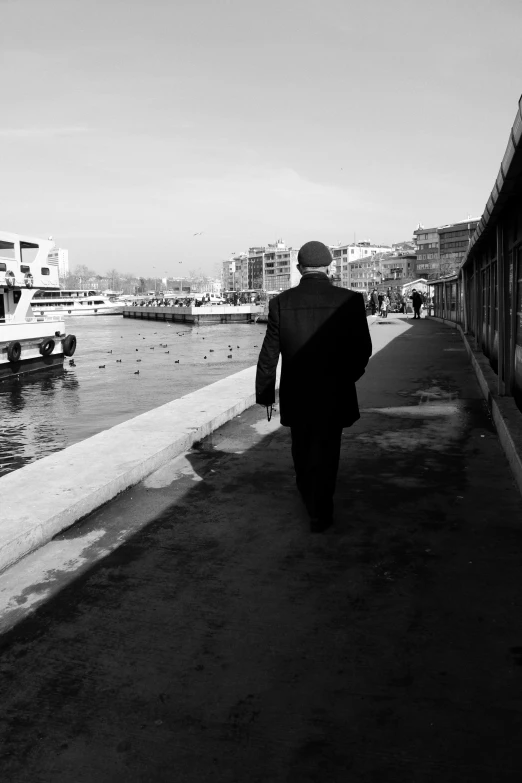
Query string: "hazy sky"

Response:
xmin=1 ymin=0 xmax=521 ymax=276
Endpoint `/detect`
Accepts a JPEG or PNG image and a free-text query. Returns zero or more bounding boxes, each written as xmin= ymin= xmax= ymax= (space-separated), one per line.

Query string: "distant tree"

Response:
xmin=64 ymin=264 xmax=97 ymax=289
xmin=120 ymin=273 xmax=138 ymax=295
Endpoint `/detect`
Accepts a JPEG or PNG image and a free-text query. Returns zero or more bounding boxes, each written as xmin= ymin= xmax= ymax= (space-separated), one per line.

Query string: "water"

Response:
xmin=0 ymin=316 xmax=268 ymax=477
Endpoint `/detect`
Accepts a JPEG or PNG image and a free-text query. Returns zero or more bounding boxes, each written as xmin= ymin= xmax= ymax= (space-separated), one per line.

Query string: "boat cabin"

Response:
xmin=0 ymin=231 xmax=59 ymax=323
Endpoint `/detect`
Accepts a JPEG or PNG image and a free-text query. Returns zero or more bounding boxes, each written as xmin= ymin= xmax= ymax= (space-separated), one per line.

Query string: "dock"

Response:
xmin=123 ymin=304 xmax=263 ymax=325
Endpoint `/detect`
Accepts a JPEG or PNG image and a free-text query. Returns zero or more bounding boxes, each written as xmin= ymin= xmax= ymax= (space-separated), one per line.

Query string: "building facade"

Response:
xmin=331 ymin=242 xmax=391 ymax=289
xmin=438 ymin=220 xmax=479 ymax=275
xmin=380 ymin=253 xmax=416 ymax=283
xmin=262 ymin=240 xmax=299 ymax=292
xmin=47 ymin=247 xmax=69 ymax=280
xmin=221 ymin=256 xmax=245 ymax=292
xmin=243 ymin=248 xmax=265 ymax=291
xmin=413 ymin=226 xmax=440 ymax=278
xmin=413 ymin=219 xmax=479 ymax=279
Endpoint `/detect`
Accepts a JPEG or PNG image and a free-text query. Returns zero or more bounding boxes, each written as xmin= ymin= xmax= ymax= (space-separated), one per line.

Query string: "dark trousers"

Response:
xmin=413 ymin=306 xmax=421 ymax=319
xmin=290 ymin=425 xmax=343 ymax=521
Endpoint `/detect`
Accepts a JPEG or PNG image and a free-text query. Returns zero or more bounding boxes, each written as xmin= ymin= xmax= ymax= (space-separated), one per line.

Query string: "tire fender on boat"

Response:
xmin=39 ymin=338 xmax=55 ymax=357
xmin=7 ymin=341 xmax=22 ymax=362
xmin=5 ymin=271 xmax=16 ymax=288
xmin=24 ymin=273 xmax=34 ymax=288
xmin=62 ymin=334 xmax=77 ymax=357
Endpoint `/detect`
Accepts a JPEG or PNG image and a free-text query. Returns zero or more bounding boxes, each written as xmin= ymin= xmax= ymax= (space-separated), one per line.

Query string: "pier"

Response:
xmin=123 ymin=303 xmax=263 ymax=325
xmin=1 ymin=315 xmax=522 ymax=781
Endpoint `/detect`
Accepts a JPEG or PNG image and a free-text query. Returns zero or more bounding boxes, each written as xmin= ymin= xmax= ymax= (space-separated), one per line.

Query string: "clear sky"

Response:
xmin=1 ymin=0 xmax=521 ymax=276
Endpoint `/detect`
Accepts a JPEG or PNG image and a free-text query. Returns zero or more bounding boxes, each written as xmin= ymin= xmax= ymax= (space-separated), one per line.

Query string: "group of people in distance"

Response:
xmin=366 ymin=287 xmax=429 ymax=319
xmin=131 ymin=293 xmax=262 ymax=308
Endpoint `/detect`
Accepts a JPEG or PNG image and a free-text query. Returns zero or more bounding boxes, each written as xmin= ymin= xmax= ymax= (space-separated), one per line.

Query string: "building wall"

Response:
xmin=438 ymin=221 xmax=478 ymax=275
xmin=380 ymin=254 xmax=416 ymax=283
xmin=413 ymin=220 xmax=479 ymax=279
xmin=47 ymin=247 xmax=69 ymax=279
xmin=331 ymin=243 xmax=391 ymax=289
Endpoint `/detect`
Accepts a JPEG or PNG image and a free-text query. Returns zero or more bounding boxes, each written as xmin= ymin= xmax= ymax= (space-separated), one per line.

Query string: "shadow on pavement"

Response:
xmin=1 ymin=318 xmax=522 ymax=782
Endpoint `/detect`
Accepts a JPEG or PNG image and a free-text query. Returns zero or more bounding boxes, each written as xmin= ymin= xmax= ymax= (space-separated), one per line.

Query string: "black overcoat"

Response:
xmin=255 ymin=273 xmax=372 ymax=427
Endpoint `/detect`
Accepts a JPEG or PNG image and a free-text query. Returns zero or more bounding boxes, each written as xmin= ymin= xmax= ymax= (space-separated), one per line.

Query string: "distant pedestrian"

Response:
xmin=256 ymin=240 xmax=372 ymax=533
xmin=370 ymin=288 xmax=379 ymax=316
xmin=411 ymin=289 xmax=423 ymax=319
xmin=380 ymin=295 xmax=389 ymax=318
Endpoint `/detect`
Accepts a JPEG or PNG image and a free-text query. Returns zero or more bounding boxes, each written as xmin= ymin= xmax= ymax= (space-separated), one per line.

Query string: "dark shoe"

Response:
xmin=310 ymin=517 xmax=334 ymax=533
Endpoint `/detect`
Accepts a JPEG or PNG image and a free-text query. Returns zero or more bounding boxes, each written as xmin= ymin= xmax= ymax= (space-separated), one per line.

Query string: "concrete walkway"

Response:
xmin=1 ymin=315 xmax=522 ymax=782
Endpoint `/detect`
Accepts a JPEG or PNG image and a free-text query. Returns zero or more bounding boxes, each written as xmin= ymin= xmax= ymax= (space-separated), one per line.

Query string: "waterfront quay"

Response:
xmin=1 ymin=316 xmax=522 ymax=781
xmin=123 ymin=303 xmax=262 ymax=325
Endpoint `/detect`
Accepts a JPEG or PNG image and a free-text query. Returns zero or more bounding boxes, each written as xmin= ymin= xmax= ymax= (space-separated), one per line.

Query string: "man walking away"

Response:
xmin=411 ymin=289 xmax=423 ymax=319
xmin=256 ymin=240 xmax=372 ymax=533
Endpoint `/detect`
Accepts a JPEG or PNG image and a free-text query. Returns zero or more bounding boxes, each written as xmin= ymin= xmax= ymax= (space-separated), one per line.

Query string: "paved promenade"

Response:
xmin=1 ymin=315 xmax=522 ymax=782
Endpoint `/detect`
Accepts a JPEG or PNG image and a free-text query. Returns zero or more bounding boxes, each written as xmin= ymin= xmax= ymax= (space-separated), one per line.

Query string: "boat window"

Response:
xmin=41 ymin=267 xmax=50 ymax=275
xmin=88 ymin=301 xmax=93 ymax=305
xmin=95 ymin=300 xmax=105 ymax=304
xmin=13 ymin=291 xmax=21 ymax=304
xmin=20 ymin=242 xmax=39 ymax=264
xmin=20 ymin=265 xmax=30 ymax=273
xmin=0 ymin=241 xmax=15 ymax=261
xmin=0 ymin=262 xmax=6 ymax=272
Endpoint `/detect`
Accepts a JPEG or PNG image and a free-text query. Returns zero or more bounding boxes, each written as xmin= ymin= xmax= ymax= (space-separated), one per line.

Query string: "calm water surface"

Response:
xmin=0 ymin=316 xmax=268 ymax=477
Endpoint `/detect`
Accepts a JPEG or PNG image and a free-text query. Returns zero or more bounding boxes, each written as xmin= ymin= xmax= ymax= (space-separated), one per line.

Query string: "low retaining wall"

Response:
xmin=0 ymin=365 xmax=277 ymax=574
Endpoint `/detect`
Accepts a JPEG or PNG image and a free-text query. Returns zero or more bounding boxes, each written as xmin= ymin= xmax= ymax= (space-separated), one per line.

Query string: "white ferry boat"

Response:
xmin=1 ymin=231 xmax=77 ymax=382
xmin=31 ymin=289 xmax=123 ymax=316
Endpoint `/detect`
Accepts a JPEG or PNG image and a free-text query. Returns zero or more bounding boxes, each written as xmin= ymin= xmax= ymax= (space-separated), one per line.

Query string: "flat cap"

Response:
xmin=297 ymin=240 xmax=332 ymax=267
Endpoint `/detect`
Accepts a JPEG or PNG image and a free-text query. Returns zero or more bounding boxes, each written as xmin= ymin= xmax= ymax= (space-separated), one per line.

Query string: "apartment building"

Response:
xmin=221 ymin=256 xmax=244 ymax=292
xmin=262 ymin=240 xmax=299 ymax=292
xmin=47 ymin=247 xmax=69 ymax=280
xmin=331 ymin=242 xmax=391 ymax=289
xmin=413 ymin=219 xmax=479 ymax=278
xmin=380 ymin=253 xmax=416 ymax=282
xmin=243 ymin=247 xmax=264 ymax=291
xmin=221 ymin=241 xmax=299 ymax=293
xmin=413 ymin=226 xmax=440 ymax=278
xmin=438 ymin=220 xmax=479 ymax=275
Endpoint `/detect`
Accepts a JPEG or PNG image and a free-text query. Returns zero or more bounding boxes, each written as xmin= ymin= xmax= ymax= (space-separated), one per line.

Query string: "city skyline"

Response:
xmin=2 ymin=0 xmax=521 ymax=276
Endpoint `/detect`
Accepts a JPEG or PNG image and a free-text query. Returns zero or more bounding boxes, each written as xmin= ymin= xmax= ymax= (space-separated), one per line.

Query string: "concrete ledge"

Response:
xmin=0 ymin=365 xmax=277 ymax=574
xmin=434 ymin=317 xmax=522 ymax=496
